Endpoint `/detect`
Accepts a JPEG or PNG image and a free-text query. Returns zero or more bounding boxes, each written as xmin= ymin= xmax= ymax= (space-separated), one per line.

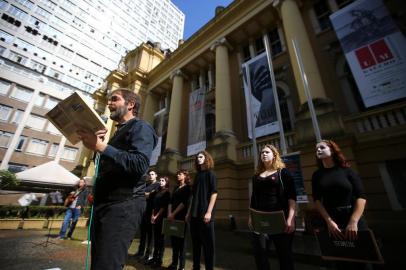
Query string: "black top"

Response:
xmin=312 ymin=166 xmax=366 ymax=211
xmin=190 ymin=170 xmax=217 ymax=218
xmin=145 ymin=181 xmax=161 ymax=214
xmin=152 ymin=189 xmax=170 ymax=220
xmin=250 ymin=168 xmax=296 ymax=217
xmin=170 ymin=185 xmax=192 ymax=220
xmin=94 ymin=118 xmax=158 ymax=204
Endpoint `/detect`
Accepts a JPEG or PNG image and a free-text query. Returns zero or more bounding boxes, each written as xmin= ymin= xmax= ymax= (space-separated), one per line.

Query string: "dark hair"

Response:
xmin=147 ymin=169 xmax=157 ymax=175
xmin=159 ymin=176 xmax=170 ymax=189
xmin=109 ymin=88 xmax=140 ymax=117
xmin=176 ymin=169 xmax=191 ymax=185
xmin=255 ymin=144 xmax=285 ymax=176
xmin=316 ymin=140 xmax=350 ymax=169
xmin=75 ymin=178 xmax=86 ymax=190
xmin=194 ymin=150 xmax=214 ymax=171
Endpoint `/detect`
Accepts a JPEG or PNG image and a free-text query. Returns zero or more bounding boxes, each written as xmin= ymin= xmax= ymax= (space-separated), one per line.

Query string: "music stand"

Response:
xmin=30 ymin=208 xmax=62 ymax=248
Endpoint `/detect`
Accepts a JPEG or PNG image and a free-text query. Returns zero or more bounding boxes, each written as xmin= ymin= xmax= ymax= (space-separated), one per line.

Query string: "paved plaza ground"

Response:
xmin=0 ymin=226 xmax=403 ymax=270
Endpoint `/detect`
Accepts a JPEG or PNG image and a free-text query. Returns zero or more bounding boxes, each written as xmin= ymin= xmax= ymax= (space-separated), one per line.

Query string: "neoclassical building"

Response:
xmin=82 ymin=0 xmax=406 ymax=236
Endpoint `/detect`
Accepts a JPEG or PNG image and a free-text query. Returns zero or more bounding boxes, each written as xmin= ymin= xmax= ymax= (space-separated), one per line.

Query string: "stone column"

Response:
xmin=279 ymin=0 xmax=345 ymax=143
xmin=143 ymin=91 xmax=159 ymax=125
xmin=166 ymin=69 xmax=185 ymax=153
xmin=211 ymin=37 xmax=234 ymax=136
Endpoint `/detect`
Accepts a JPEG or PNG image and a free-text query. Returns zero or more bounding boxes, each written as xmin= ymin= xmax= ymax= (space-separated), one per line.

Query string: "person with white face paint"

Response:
xmin=312 ymin=140 xmax=368 ymax=270
xmin=249 ymin=144 xmax=296 ymax=270
xmin=187 ymin=150 xmax=217 ymax=270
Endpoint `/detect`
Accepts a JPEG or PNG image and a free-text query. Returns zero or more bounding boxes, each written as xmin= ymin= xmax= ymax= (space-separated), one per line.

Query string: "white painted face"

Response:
xmin=148 ymin=171 xmax=157 ymax=181
xmin=260 ymin=147 xmax=274 ymax=163
xmin=197 ymin=153 xmax=205 ymax=165
xmin=316 ymin=142 xmax=332 ymax=159
xmin=159 ymin=178 xmax=166 ymax=187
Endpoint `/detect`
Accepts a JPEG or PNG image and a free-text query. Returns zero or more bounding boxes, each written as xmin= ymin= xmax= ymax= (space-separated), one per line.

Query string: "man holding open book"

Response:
xmin=77 ymin=88 xmax=157 ymax=270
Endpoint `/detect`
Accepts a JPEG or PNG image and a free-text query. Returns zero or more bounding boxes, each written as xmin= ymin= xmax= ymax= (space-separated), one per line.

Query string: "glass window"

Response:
xmin=46 ymin=122 xmax=61 ymax=135
xmin=0 ymin=131 xmax=12 ymax=148
xmin=15 ymin=0 xmax=34 ymax=9
xmin=34 ymin=6 xmax=52 ymax=18
xmin=0 ymin=104 xmax=12 ymax=121
xmin=48 ymin=143 xmax=58 ymax=157
xmin=44 ymin=96 xmax=59 ymax=109
xmin=10 ymin=109 xmax=23 ymax=124
xmin=0 ymin=0 xmax=8 ymax=10
xmin=14 ymin=38 xmax=34 ymax=51
xmin=0 ymin=79 xmax=11 ymax=96
xmin=0 ymin=45 xmax=5 ymax=56
xmin=34 ymin=93 xmax=45 ymax=107
xmin=15 ymin=135 xmax=26 ymax=151
xmin=0 ymin=29 xmax=14 ymax=43
xmin=28 ymin=60 xmax=46 ymax=73
xmin=26 ymin=114 xmax=46 ymax=130
xmin=46 ymin=68 xmax=64 ymax=80
xmin=8 ymin=5 xmax=28 ymax=20
xmin=268 ymin=28 xmax=282 ymax=56
xmin=39 ymin=0 xmax=56 ymax=10
xmin=255 ymin=37 xmax=265 ymax=55
xmin=28 ymin=16 xmax=46 ymax=30
xmin=8 ymin=162 xmax=27 ymax=173
xmin=313 ymin=0 xmax=332 ymax=31
xmin=26 ymin=138 xmax=48 ymax=155
xmin=62 ymin=146 xmax=78 ymax=161
xmin=8 ymin=51 xmax=28 ymax=65
xmin=10 ymin=85 xmax=33 ymax=102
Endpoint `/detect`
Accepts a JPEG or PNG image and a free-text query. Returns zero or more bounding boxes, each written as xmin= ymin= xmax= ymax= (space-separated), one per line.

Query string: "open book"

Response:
xmin=46 ymin=91 xmax=106 ymax=145
xmin=249 ymin=208 xmax=286 ymax=235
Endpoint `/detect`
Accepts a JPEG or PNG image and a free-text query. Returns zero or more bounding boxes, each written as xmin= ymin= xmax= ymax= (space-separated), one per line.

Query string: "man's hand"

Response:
xmin=77 ymin=127 xmax=108 ymax=152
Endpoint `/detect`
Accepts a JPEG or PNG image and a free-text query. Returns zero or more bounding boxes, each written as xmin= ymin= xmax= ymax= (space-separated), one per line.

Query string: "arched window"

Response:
xmin=276 ymin=83 xmax=294 ymax=132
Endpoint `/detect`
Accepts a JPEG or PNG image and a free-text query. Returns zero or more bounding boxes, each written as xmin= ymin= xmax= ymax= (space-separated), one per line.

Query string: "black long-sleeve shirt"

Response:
xmin=94 ymin=118 xmax=157 ymax=204
xmin=152 ymin=189 xmax=170 ymax=220
xmin=171 ymin=185 xmax=191 ymax=220
xmin=250 ymin=168 xmax=296 ymax=217
xmin=312 ymin=166 xmax=366 ymax=211
xmin=190 ymin=170 xmax=217 ymax=218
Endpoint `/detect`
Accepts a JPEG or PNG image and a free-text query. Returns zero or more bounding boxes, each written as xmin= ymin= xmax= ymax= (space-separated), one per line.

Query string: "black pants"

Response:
xmin=171 ymin=223 xmax=187 ymax=269
xmin=251 ymin=232 xmax=295 ymax=270
xmin=91 ymin=197 xmax=145 ymax=270
xmin=152 ymin=218 xmax=165 ymax=263
xmin=137 ymin=208 xmax=154 ymax=257
xmin=190 ymin=217 xmax=215 ymax=270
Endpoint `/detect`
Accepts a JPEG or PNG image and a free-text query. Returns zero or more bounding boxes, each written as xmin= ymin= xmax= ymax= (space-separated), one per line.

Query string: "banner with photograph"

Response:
xmin=242 ymin=52 xmax=279 ymax=139
xmin=281 ymin=152 xmax=308 ymax=203
xmin=150 ymin=108 xmax=166 ymax=166
xmin=187 ymin=87 xmax=206 ymax=156
xmin=330 ymin=0 xmax=406 ymax=108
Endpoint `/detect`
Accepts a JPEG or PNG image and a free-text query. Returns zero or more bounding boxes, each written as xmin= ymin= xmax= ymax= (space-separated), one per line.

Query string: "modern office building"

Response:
xmin=92 ymin=0 xmax=405 ymax=267
xmin=0 ymin=0 xmax=184 ymax=174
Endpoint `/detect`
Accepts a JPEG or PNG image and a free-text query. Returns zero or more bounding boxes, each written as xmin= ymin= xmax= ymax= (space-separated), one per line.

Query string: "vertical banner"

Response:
xmin=330 ymin=0 xmax=406 ymax=107
xmin=281 ymin=152 xmax=308 ymax=203
xmin=187 ymin=87 xmax=206 ymax=156
xmin=242 ymin=52 xmax=279 ymax=139
xmin=150 ymin=108 xmax=166 ymax=166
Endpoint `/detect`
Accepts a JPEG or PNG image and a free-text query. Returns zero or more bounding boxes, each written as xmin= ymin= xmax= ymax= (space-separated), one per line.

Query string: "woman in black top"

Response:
xmin=249 ymin=144 xmax=296 ymax=270
xmin=312 ymin=140 xmax=368 ymax=270
xmin=150 ymin=176 xmax=171 ymax=268
xmin=167 ymin=169 xmax=192 ymax=270
xmin=187 ymin=150 xmax=218 ymax=270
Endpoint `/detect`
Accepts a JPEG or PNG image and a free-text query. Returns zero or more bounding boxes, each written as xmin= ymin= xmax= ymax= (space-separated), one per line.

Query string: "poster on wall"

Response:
xmin=187 ymin=87 xmax=206 ymax=156
xmin=281 ymin=152 xmax=308 ymax=203
xmin=242 ymin=52 xmax=279 ymax=139
xmin=150 ymin=108 xmax=166 ymax=166
xmin=330 ymin=0 xmax=406 ymax=108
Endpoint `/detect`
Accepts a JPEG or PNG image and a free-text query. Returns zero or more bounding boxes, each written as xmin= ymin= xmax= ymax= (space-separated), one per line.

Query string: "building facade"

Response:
xmin=93 ymin=0 xmax=406 ymax=243
xmin=0 ymin=0 xmax=184 ymax=173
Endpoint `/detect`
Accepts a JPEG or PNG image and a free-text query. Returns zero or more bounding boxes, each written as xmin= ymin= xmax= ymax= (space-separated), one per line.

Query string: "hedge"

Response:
xmin=0 ymin=205 xmax=91 ymax=219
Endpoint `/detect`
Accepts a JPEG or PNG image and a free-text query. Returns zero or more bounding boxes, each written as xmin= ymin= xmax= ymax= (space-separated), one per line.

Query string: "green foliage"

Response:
xmin=0 ymin=170 xmax=20 ymax=189
xmin=0 ymin=205 xmax=92 ymax=219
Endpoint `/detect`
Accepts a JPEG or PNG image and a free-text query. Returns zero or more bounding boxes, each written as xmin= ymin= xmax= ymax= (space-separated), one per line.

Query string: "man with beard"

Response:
xmin=77 ymin=88 xmax=157 ymax=270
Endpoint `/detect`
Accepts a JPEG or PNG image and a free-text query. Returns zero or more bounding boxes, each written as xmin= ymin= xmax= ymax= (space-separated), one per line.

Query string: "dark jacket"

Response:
xmin=94 ymin=118 xmax=158 ymax=204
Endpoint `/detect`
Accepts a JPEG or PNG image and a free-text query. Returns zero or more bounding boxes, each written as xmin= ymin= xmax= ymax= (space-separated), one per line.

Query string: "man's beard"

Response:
xmin=110 ymin=105 xmax=128 ymax=122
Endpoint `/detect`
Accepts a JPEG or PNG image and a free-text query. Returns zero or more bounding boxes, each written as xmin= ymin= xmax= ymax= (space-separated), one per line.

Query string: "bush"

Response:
xmin=0 ymin=170 xmax=20 ymax=189
xmin=0 ymin=205 xmax=92 ymax=219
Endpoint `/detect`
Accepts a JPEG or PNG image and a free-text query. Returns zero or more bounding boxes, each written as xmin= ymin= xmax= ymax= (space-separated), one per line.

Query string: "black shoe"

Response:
xmin=151 ymin=260 xmax=162 ymax=268
xmin=167 ymin=263 xmax=177 ymax=270
xmin=144 ymin=257 xmax=154 ymax=265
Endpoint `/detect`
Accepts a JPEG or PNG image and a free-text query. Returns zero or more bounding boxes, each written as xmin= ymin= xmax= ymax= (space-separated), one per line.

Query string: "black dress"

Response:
xmin=151 ymin=188 xmax=170 ymax=264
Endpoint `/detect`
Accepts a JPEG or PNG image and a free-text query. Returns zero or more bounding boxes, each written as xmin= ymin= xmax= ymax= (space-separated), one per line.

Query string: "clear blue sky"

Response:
xmin=172 ymin=0 xmax=234 ymax=40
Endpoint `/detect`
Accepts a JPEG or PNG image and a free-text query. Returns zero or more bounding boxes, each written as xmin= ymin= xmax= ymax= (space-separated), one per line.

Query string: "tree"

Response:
xmin=0 ymin=170 xmax=20 ymax=189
